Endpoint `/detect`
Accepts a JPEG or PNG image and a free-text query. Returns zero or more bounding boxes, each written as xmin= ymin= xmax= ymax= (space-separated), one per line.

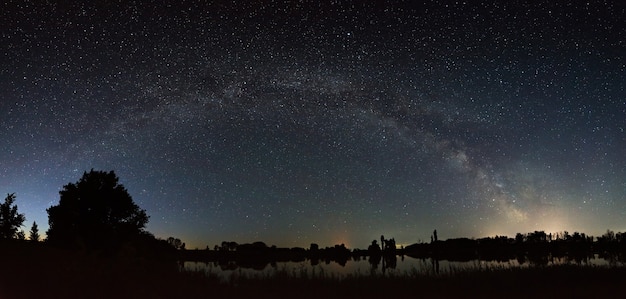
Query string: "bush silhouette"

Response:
xmin=46 ymin=170 xmax=149 ymax=250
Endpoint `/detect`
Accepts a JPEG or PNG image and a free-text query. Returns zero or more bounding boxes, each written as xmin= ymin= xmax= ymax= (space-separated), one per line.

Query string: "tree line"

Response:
xmin=0 ymin=170 xmax=182 ymax=258
xmin=4 ymin=169 xmax=626 ymax=262
xmin=0 ymin=193 xmax=42 ymax=242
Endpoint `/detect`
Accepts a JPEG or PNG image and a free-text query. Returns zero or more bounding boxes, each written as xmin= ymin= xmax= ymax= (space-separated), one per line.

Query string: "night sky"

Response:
xmin=1 ymin=1 xmax=624 ymax=249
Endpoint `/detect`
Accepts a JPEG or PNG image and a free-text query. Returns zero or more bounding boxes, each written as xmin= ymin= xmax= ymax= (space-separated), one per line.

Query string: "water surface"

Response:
xmin=184 ymin=254 xmax=617 ymax=282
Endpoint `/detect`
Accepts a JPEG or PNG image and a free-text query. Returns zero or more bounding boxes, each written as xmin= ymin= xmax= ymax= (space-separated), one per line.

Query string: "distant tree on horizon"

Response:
xmin=603 ymin=229 xmax=615 ymax=242
xmin=0 ymin=193 xmax=26 ymax=239
xmin=515 ymin=232 xmax=524 ymax=244
xmin=220 ymin=241 xmax=238 ymax=251
xmin=167 ymin=237 xmax=186 ymax=250
xmin=29 ymin=221 xmax=40 ymax=242
xmin=46 ymin=170 xmax=149 ymax=250
xmin=368 ymin=240 xmax=381 ymax=254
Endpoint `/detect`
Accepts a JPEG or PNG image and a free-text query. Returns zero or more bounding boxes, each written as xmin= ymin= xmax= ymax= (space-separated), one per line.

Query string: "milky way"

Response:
xmin=1 ymin=1 xmax=625 ymax=248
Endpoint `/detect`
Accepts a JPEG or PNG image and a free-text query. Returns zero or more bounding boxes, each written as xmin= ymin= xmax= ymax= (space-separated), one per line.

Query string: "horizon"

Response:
xmin=2 ymin=2 xmax=624 ymax=251
xmin=18 ymin=206 xmax=625 ymax=249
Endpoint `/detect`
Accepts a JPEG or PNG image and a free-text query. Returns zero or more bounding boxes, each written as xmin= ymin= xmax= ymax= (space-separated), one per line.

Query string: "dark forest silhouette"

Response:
xmin=2 ymin=169 xmax=626 ymax=298
xmin=3 ymin=170 xmax=626 ymax=264
xmin=1 ymin=170 xmax=626 ymax=265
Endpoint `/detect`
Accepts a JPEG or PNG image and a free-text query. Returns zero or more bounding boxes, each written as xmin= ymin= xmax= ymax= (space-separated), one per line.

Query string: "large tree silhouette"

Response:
xmin=0 ymin=193 xmax=26 ymax=239
xmin=46 ymin=170 xmax=149 ymax=249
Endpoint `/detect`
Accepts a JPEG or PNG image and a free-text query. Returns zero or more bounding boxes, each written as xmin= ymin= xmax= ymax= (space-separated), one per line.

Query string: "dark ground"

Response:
xmin=2 ymin=241 xmax=625 ymax=298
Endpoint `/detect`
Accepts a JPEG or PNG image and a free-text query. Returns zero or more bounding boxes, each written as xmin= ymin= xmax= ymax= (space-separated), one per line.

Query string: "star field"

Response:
xmin=1 ymin=1 xmax=625 ymax=248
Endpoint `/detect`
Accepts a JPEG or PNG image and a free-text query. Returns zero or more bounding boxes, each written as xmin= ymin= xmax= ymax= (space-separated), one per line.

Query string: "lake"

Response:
xmin=183 ymin=254 xmax=619 ymax=282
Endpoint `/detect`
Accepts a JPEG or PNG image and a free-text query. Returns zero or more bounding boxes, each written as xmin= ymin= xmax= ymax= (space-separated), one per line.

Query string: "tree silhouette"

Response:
xmin=0 ymin=193 xmax=26 ymax=239
xmin=368 ymin=240 xmax=381 ymax=255
xmin=46 ymin=170 xmax=149 ymax=250
xmin=603 ymin=229 xmax=615 ymax=242
xmin=29 ymin=221 xmax=40 ymax=242
xmin=167 ymin=237 xmax=185 ymax=249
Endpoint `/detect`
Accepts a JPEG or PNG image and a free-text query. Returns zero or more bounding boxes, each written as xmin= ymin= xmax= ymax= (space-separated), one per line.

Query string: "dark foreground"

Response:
xmin=2 ymin=242 xmax=625 ymax=298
